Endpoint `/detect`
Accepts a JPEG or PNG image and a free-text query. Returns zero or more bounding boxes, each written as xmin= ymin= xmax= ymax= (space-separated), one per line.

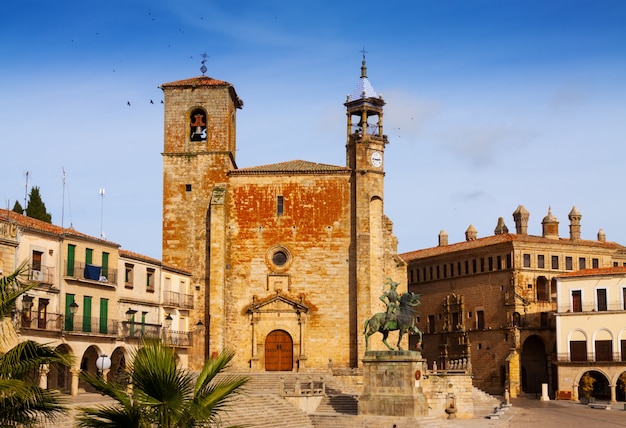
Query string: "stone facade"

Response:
xmin=401 ymin=207 xmax=626 ymax=396
xmin=160 ymin=61 xmax=406 ymax=371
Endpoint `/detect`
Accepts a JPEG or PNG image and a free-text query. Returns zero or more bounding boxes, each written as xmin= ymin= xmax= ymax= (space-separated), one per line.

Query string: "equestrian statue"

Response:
xmin=363 ymin=278 xmax=423 ymax=351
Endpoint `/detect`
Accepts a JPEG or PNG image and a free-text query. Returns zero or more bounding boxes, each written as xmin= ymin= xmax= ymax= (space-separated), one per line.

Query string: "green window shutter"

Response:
xmin=102 ymin=252 xmax=109 ymax=278
xmin=67 ymin=244 xmax=76 ymax=276
xmin=141 ymin=312 xmax=146 ymax=334
xmin=82 ymin=296 xmax=92 ymax=332
xmin=85 ymin=248 xmax=93 ymax=265
xmin=129 ymin=314 xmax=135 ymax=337
xmin=99 ymin=299 xmax=108 ymax=334
xmin=64 ymin=294 xmax=75 ymax=331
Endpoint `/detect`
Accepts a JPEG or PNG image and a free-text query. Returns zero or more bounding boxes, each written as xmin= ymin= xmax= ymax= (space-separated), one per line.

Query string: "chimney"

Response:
xmin=568 ymin=206 xmax=582 ymax=240
xmin=598 ymin=228 xmax=606 ymax=242
xmin=494 ymin=217 xmax=509 ymax=235
xmin=512 ymin=205 xmax=529 ymax=235
xmin=465 ymin=224 xmax=477 ymax=241
xmin=438 ymin=230 xmax=448 ymax=246
xmin=541 ymin=207 xmax=559 ymax=239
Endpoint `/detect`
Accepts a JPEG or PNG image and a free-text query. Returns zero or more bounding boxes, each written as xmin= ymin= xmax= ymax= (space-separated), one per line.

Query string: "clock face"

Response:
xmin=370 ymin=151 xmax=383 ymax=168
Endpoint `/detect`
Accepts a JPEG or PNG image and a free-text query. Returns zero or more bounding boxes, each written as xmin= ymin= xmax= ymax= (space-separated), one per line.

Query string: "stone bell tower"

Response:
xmin=344 ymin=56 xmax=400 ymax=361
xmin=160 ymin=72 xmax=243 ymax=369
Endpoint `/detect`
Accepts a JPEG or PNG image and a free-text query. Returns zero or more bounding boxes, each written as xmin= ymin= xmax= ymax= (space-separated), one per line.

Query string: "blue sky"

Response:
xmin=1 ymin=1 xmax=625 ymax=260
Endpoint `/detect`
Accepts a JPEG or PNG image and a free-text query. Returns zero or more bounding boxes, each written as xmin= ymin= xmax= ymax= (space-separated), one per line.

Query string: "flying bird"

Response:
xmin=150 ymin=99 xmax=154 ymax=104
xmin=127 ymin=101 xmax=131 ymax=106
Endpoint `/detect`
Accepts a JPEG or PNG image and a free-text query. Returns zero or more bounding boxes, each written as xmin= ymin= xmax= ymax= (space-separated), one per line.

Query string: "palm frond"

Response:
xmin=0 ymin=340 xmax=73 ymax=378
xmin=0 ymin=261 xmax=36 ymax=319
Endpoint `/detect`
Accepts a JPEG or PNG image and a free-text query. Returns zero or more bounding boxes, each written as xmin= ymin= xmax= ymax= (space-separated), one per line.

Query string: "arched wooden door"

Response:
xmin=265 ymin=330 xmax=293 ymax=371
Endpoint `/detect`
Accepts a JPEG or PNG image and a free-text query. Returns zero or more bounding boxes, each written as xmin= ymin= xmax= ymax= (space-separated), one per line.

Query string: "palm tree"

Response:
xmin=77 ymin=340 xmax=249 ymax=428
xmin=0 ymin=262 xmax=72 ymax=426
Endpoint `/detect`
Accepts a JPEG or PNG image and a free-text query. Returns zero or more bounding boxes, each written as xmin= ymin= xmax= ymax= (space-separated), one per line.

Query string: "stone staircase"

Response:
xmin=35 ymin=373 xmax=504 ymax=428
xmin=471 ymin=386 xmax=504 ymax=417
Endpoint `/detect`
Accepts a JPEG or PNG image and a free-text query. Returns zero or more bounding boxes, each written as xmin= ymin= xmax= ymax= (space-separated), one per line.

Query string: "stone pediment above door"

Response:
xmin=248 ymin=291 xmax=309 ymax=315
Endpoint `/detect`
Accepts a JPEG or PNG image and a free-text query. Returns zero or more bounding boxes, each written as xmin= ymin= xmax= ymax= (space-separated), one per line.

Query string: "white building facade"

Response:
xmin=555 ymin=266 xmax=626 ymax=402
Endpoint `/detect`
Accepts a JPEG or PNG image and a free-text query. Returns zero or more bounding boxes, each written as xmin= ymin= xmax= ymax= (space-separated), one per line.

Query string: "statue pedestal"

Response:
xmin=359 ymin=350 xmax=428 ymax=418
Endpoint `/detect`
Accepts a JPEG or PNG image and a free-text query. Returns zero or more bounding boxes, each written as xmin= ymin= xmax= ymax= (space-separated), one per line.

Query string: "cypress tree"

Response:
xmin=12 ymin=200 xmax=24 ymax=215
xmin=25 ymin=186 xmax=52 ymax=223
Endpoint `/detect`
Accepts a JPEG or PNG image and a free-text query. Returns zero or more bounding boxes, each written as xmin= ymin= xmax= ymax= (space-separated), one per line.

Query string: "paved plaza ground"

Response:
xmin=453 ymin=397 xmax=626 ymax=427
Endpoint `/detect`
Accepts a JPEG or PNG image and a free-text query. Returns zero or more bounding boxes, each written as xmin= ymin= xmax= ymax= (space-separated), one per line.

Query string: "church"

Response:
xmin=160 ymin=58 xmax=407 ymax=371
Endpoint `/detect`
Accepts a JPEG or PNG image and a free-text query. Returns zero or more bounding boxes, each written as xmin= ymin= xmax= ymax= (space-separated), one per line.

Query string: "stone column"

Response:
xmin=610 ymin=383 xmax=616 ymax=403
xmin=38 ymin=364 xmax=49 ymax=389
xmin=70 ymin=368 xmax=80 ymax=397
xmin=250 ymin=313 xmax=259 ymax=370
xmin=297 ymin=312 xmax=306 ymax=371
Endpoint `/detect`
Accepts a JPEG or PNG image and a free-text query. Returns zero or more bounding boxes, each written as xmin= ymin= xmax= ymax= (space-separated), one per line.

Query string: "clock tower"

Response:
xmin=345 ymin=57 xmax=396 ymax=361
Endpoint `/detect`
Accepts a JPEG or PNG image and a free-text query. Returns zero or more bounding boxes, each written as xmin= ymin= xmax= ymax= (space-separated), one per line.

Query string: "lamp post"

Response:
xmin=125 ymin=308 xmax=137 ymax=337
xmin=69 ymin=301 xmax=79 ymax=315
xmin=164 ymin=314 xmax=173 ymax=344
xmin=21 ymin=294 xmax=33 ymax=327
xmin=95 ymin=354 xmax=111 ymax=378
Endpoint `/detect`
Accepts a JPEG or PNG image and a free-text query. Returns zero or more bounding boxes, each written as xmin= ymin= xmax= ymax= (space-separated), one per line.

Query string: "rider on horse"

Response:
xmin=380 ymin=278 xmax=400 ymax=329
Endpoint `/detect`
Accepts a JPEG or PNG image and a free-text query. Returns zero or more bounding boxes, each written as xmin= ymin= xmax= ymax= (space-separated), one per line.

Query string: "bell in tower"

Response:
xmin=344 ymin=54 xmax=388 ymax=171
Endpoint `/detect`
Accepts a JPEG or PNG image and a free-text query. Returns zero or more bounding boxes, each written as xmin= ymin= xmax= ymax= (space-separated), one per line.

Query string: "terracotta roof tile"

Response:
xmin=159 ymin=76 xmax=232 ymax=88
xmin=400 ymin=233 xmax=626 ymax=261
xmin=558 ymin=266 xmax=626 ymax=278
xmin=159 ymin=76 xmax=243 ymax=109
xmin=229 ymin=160 xmax=351 ymax=176
xmin=0 ymin=208 xmax=119 ymax=246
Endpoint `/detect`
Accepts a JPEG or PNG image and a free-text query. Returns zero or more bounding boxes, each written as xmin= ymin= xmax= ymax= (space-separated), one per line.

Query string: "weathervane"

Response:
xmin=200 ymin=52 xmax=208 ymax=76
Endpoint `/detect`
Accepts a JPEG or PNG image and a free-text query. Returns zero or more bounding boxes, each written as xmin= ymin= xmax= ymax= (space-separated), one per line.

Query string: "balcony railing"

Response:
xmin=19 ymin=312 xmax=63 ymax=332
xmin=162 ymin=291 xmax=194 ymax=309
xmin=163 ymin=330 xmax=193 ymax=348
xmin=555 ymin=352 xmax=625 ymax=363
xmin=120 ymin=321 xmax=162 ymax=340
xmin=63 ymin=316 xmax=119 ymax=336
xmin=558 ymin=301 xmax=625 ymax=313
xmin=64 ymin=261 xmax=117 ymax=285
xmin=29 ymin=266 xmax=55 ymax=285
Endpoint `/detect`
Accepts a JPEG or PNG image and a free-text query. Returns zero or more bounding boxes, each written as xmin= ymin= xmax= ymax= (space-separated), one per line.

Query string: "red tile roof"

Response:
xmin=159 ymin=76 xmax=231 ymax=88
xmin=558 ymin=266 xmax=626 ymax=278
xmin=159 ymin=76 xmax=243 ymax=109
xmin=119 ymin=249 xmax=191 ymax=275
xmin=400 ymin=233 xmax=626 ymax=261
xmin=0 ymin=208 xmax=119 ymax=247
xmin=229 ymin=160 xmax=351 ymax=176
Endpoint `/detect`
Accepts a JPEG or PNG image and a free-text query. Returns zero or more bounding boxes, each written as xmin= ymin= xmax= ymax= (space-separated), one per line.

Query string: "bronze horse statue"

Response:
xmin=363 ymin=291 xmax=422 ymax=351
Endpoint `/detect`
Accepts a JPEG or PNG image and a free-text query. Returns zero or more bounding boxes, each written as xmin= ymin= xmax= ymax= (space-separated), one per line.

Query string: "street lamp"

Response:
xmin=125 ymin=307 xmax=137 ymax=321
xmin=22 ymin=294 xmax=33 ymax=311
xmin=165 ymin=314 xmax=173 ymax=329
xmin=95 ymin=354 xmax=112 ymax=378
xmin=69 ymin=301 xmax=79 ymax=315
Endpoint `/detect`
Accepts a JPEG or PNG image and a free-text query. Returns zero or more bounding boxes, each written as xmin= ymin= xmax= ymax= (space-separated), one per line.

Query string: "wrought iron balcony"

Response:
xmin=120 ymin=321 xmax=162 ymax=340
xmin=64 ymin=261 xmax=117 ymax=285
xmin=62 ymin=315 xmax=119 ymax=336
xmin=555 ymin=352 xmax=625 ymax=363
xmin=18 ymin=312 xmax=63 ymax=332
xmin=162 ymin=291 xmax=194 ymax=309
xmin=28 ymin=266 xmax=55 ymax=285
xmin=162 ymin=330 xmax=193 ymax=348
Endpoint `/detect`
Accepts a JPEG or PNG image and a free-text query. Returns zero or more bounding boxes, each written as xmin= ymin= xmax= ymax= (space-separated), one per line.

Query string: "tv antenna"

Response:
xmin=23 ymin=171 xmax=29 ymax=214
xmin=99 ymin=188 xmax=106 ymax=239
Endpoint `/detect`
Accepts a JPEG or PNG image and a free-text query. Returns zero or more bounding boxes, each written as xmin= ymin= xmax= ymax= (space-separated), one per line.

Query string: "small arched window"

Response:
xmin=189 ymin=109 xmax=207 ymax=142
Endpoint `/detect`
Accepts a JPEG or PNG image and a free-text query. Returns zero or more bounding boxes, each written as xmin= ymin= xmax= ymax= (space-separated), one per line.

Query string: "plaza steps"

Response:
xmin=471 ymin=386 xmax=504 ymax=416
xmin=36 ymin=372 xmax=505 ymax=428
